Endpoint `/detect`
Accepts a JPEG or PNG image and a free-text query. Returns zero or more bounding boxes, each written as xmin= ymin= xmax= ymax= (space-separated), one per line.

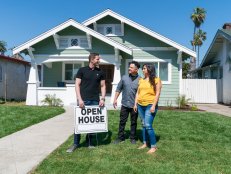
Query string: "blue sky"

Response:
xmin=1 ymin=0 xmax=231 ymax=64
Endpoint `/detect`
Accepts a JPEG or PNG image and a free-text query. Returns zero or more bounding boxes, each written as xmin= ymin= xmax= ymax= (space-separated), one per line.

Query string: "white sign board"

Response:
xmin=74 ymin=106 xmax=108 ymax=134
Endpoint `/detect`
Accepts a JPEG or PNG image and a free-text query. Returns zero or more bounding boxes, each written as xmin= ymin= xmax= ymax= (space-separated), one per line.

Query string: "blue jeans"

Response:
xmin=74 ymin=100 xmax=99 ymax=146
xmin=137 ymin=104 xmax=158 ymax=148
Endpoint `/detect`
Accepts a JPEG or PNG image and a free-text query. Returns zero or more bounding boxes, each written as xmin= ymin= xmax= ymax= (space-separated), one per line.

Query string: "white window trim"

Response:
xmin=58 ymin=35 xmax=91 ymax=49
xmin=62 ymin=62 xmax=84 ymax=83
xmin=125 ymin=59 xmax=172 ymax=84
xmin=0 ymin=65 xmax=2 ymax=82
xmin=97 ymin=24 xmax=123 ymax=36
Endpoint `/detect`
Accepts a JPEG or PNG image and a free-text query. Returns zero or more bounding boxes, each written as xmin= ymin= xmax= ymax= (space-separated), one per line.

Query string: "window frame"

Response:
xmin=62 ymin=62 xmax=84 ymax=83
xmin=125 ymin=59 xmax=172 ymax=84
xmin=97 ymin=24 xmax=123 ymax=36
xmin=58 ymin=36 xmax=91 ymax=49
xmin=0 ymin=65 xmax=2 ymax=82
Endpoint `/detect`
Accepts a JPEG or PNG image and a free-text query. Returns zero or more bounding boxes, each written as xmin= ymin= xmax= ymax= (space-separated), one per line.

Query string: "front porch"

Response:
xmin=37 ymin=84 xmax=113 ymax=107
xmin=26 ymin=54 xmax=123 ymax=107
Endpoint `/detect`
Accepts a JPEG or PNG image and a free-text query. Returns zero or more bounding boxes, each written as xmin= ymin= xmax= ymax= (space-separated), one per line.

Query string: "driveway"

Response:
xmin=197 ymin=104 xmax=231 ymax=117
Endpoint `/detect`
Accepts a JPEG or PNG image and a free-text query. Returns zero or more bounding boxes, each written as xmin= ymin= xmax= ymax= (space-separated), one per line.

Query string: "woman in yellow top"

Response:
xmin=134 ymin=63 xmax=162 ymax=154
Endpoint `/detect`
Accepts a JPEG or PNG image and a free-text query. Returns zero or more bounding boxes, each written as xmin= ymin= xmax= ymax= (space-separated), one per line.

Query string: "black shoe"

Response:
xmin=66 ymin=144 xmax=78 ymax=153
xmin=113 ymin=139 xmax=125 ymax=144
xmin=130 ymin=139 xmax=136 ymax=144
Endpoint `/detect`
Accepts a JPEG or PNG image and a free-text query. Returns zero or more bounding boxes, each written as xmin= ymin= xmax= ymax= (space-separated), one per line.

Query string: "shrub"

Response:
xmin=191 ymin=103 xmax=198 ymax=111
xmin=165 ymin=100 xmax=173 ymax=109
xmin=176 ymin=95 xmax=190 ymax=109
xmin=41 ymin=94 xmax=63 ymax=107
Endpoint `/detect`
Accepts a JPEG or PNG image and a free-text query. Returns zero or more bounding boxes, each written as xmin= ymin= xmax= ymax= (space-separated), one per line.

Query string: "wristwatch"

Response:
xmin=101 ymin=98 xmax=105 ymax=101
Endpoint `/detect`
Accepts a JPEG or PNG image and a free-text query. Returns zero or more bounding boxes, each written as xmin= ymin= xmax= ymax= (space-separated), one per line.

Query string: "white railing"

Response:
xmin=182 ymin=79 xmax=222 ymax=103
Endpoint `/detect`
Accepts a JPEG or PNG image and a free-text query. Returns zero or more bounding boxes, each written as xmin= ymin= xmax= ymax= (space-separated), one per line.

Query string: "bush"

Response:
xmin=176 ymin=95 xmax=190 ymax=109
xmin=41 ymin=94 xmax=63 ymax=107
xmin=191 ymin=103 xmax=198 ymax=111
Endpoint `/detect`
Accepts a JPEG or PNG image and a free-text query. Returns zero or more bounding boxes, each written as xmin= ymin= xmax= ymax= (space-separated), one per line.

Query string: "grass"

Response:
xmin=0 ymin=105 xmax=65 ymax=138
xmin=32 ymin=110 xmax=231 ymax=174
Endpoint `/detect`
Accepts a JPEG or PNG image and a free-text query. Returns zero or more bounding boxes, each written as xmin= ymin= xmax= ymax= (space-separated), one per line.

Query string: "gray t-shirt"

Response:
xmin=116 ymin=74 xmax=140 ymax=108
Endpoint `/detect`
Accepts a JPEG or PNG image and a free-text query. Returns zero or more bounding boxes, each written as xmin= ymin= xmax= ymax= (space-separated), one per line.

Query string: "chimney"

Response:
xmin=223 ymin=23 xmax=231 ymax=30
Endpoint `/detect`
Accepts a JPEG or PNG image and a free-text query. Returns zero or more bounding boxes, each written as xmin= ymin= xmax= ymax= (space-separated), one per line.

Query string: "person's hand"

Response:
xmin=133 ymin=105 xmax=137 ymax=112
xmin=78 ymin=99 xmax=84 ymax=108
xmin=113 ymin=100 xmax=117 ymax=109
xmin=99 ymin=99 xmax=105 ymax=107
xmin=150 ymin=105 xmax=155 ymax=113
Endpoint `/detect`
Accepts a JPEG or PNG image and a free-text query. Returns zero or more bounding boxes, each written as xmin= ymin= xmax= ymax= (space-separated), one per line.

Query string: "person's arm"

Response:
xmin=75 ymin=78 xmax=84 ymax=108
xmin=150 ymin=79 xmax=162 ymax=113
xmin=133 ymin=90 xmax=139 ymax=112
xmin=99 ymin=80 xmax=106 ymax=107
xmin=113 ymin=79 xmax=123 ymax=109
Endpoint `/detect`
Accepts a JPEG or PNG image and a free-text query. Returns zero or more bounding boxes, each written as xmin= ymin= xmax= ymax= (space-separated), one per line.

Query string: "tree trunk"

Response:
xmin=197 ymin=46 xmax=200 ymax=68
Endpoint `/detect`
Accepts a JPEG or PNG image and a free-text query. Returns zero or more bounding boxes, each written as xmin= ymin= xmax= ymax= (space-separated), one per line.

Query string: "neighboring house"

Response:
xmin=12 ymin=9 xmax=196 ymax=106
xmin=0 ymin=55 xmax=30 ymax=100
xmin=190 ymin=23 xmax=231 ymax=104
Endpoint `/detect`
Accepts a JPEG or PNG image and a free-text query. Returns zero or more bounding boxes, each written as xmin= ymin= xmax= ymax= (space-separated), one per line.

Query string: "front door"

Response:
xmin=100 ymin=65 xmax=114 ymax=94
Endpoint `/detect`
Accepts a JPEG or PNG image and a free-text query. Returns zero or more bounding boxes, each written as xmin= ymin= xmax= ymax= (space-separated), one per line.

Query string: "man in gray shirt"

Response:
xmin=113 ymin=61 xmax=140 ymax=144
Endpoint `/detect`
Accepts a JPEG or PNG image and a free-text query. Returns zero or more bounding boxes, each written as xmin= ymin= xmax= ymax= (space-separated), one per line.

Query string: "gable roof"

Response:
xmin=0 ymin=55 xmax=30 ymax=65
xmin=200 ymin=29 xmax=231 ymax=67
xmin=13 ymin=19 xmax=132 ymax=55
xmin=83 ymin=9 xmax=196 ymax=58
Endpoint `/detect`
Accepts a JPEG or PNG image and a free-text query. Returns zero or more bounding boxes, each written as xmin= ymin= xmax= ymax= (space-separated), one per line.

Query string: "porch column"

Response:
xmin=110 ymin=54 xmax=122 ymax=105
xmin=177 ymin=50 xmax=183 ymax=95
xmin=26 ymin=47 xmax=40 ymax=105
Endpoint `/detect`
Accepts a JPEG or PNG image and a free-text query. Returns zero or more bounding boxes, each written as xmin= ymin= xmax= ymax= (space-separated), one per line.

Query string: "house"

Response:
xmin=12 ymin=9 xmax=196 ymax=106
xmin=0 ymin=55 xmax=30 ymax=100
xmin=190 ymin=23 xmax=231 ymax=104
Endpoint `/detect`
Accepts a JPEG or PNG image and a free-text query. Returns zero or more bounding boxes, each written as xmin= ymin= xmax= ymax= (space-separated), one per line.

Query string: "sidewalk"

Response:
xmin=0 ymin=106 xmax=74 ymax=174
xmin=197 ymin=104 xmax=231 ymax=117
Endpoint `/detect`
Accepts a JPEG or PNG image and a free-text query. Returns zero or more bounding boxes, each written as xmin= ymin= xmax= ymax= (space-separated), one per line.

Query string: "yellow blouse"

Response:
xmin=137 ymin=77 xmax=160 ymax=106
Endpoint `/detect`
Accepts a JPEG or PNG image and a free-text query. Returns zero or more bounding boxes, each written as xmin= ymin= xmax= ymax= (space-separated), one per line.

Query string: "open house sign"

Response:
xmin=74 ymin=106 xmax=108 ymax=134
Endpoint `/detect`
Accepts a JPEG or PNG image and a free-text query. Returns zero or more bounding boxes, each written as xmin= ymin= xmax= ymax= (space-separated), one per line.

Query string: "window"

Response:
xmin=0 ymin=65 xmax=2 ymax=82
xmin=97 ymin=24 xmax=123 ymax=36
xmin=64 ymin=63 xmax=82 ymax=82
xmin=204 ymin=70 xmax=209 ymax=79
xmin=126 ymin=59 xmax=171 ymax=84
xmin=59 ymin=36 xmax=90 ymax=49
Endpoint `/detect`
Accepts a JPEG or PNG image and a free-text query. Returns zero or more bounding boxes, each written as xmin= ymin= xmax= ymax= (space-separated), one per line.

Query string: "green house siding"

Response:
xmin=33 ymin=36 xmax=115 ymax=56
xmin=97 ymin=16 xmax=121 ymax=24
xmin=132 ymin=50 xmax=179 ymax=106
xmin=109 ymin=24 xmax=171 ymax=48
xmin=43 ymin=62 xmax=63 ymax=87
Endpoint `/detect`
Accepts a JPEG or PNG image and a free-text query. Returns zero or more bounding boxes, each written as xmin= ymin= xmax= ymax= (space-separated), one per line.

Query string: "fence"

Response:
xmin=182 ymin=79 xmax=222 ymax=103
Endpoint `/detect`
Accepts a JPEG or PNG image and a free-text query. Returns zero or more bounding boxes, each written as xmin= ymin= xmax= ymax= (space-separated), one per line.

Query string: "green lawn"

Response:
xmin=33 ymin=110 xmax=231 ymax=174
xmin=0 ymin=105 xmax=65 ymax=138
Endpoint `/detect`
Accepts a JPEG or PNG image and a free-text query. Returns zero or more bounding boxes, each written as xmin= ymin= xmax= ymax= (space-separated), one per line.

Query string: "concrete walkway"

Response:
xmin=0 ymin=106 xmax=74 ymax=174
xmin=197 ymin=104 xmax=231 ymax=117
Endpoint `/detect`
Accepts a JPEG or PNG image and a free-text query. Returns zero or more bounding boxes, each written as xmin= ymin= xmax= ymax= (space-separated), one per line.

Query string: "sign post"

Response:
xmin=74 ymin=106 xmax=108 ymax=134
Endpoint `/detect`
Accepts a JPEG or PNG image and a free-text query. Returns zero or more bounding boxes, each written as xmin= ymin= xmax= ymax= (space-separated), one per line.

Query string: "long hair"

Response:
xmin=143 ymin=63 xmax=156 ymax=92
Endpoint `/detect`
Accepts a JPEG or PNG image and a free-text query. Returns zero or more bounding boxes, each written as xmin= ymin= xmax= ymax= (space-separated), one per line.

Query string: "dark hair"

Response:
xmin=129 ymin=61 xmax=140 ymax=69
xmin=143 ymin=63 xmax=156 ymax=92
xmin=88 ymin=53 xmax=99 ymax=62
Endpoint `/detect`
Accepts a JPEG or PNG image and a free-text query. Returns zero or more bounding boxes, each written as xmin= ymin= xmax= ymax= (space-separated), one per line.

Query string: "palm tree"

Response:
xmin=191 ymin=7 xmax=206 ymax=51
xmin=192 ymin=29 xmax=207 ymax=67
xmin=0 ymin=41 xmax=7 ymax=55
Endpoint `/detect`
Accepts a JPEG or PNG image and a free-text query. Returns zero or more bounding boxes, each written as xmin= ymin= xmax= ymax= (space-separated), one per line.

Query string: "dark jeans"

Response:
xmin=118 ymin=105 xmax=138 ymax=140
xmin=74 ymin=100 xmax=99 ymax=146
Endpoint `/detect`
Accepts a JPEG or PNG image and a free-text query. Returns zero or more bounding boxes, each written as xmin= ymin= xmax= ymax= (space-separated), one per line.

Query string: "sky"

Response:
xmin=1 ymin=0 xmax=231 ymax=64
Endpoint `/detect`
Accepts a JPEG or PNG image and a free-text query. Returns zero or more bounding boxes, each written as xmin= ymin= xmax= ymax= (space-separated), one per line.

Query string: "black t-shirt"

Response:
xmin=76 ymin=66 xmax=105 ymax=101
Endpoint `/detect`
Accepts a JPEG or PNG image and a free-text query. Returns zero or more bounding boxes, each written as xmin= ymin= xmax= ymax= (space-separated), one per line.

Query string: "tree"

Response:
xmin=192 ymin=29 xmax=207 ymax=67
xmin=190 ymin=7 xmax=206 ymax=69
xmin=182 ymin=62 xmax=191 ymax=79
xmin=191 ymin=7 xmax=206 ymax=50
xmin=0 ymin=41 xmax=7 ymax=55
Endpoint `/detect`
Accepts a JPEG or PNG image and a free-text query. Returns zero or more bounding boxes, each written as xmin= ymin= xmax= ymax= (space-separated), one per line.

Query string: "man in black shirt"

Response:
xmin=67 ymin=53 xmax=106 ymax=153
